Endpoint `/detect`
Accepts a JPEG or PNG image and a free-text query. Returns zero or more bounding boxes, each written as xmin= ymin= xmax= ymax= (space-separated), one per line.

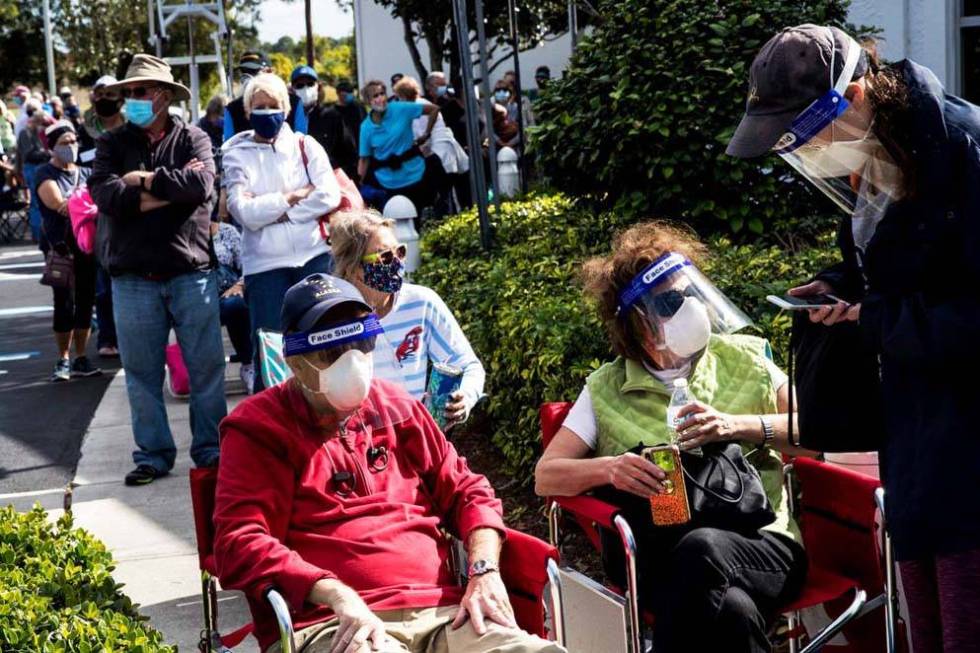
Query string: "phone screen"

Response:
xmin=766 ymin=293 xmax=841 ymax=310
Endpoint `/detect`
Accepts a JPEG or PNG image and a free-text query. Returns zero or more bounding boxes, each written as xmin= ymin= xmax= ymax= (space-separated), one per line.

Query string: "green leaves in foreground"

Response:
xmin=0 ymin=505 xmax=175 ymax=652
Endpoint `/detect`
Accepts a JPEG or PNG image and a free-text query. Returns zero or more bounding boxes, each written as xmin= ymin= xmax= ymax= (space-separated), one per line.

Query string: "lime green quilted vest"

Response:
xmin=585 ymin=334 xmax=800 ymax=544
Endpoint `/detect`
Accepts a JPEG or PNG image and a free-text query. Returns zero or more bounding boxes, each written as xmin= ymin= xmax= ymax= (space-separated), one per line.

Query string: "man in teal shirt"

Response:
xmin=357 ymin=79 xmax=440 ymax=212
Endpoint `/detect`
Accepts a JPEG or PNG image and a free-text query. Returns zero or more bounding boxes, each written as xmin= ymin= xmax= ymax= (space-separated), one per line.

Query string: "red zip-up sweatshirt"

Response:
xmin=212 ymin=379 xmax=505 ymax=650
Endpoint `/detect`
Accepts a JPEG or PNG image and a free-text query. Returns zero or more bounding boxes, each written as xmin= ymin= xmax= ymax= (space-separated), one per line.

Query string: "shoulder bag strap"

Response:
xmin=297 ymin=135 xmax=313 ymax=185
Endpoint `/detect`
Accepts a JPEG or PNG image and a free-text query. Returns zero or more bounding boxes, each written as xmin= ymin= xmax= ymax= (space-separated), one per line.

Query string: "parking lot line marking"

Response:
xmin=0 ymin=351 xmax=40 ymax=362
xmin=0 ymin=306 xmax=52 ymax=317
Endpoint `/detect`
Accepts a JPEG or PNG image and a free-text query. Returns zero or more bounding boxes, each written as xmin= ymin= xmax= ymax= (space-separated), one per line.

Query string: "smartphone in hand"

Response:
xmin=641 ymin=446 xmax=691 ymax=526
xmin=766 ymin=293 xmax=843 ymax=311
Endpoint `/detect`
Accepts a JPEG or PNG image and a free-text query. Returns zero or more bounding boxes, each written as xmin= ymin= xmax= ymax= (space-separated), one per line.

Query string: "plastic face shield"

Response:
xmin=282 ymin=313 xmax=402 ymax=384
xmin=772 ymin=30 xmax=900 ymax=217
xmin=617 ymin=253 xmax=752 ymax=354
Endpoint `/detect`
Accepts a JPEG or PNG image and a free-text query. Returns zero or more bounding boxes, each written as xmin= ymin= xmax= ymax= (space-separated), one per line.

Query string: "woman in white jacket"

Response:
xmin=222 ymin=72 xmax=341 ymax=391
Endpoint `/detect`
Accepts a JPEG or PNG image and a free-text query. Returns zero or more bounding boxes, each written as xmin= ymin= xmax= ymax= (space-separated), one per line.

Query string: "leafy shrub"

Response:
xmin=531 ymin=0 xmax=858 ymax=237
xmin=0 ymin=506 xmax=175 ymax=652
xmin=416 ymin=194 xmax=839 ymax=474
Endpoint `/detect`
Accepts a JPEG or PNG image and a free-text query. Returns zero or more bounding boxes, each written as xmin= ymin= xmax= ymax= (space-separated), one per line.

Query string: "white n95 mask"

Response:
xmin=300 ymin=349 xmax=373 ymax=412
xmin=661 ymin=297 xmax=712 ymax=358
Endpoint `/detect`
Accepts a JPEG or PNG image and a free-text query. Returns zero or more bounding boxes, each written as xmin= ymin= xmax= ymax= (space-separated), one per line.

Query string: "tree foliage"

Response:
xmin=373 ymin=0 xmax=572 ymax=86
xmin=267 ymin=35 xmax=357 ymax=84
xmin=531 ymin=0 xmax=867 ymax=238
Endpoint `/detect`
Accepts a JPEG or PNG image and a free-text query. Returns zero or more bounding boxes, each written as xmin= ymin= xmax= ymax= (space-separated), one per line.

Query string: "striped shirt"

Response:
xmin=373 ymin=283 xmax=485 ymax=406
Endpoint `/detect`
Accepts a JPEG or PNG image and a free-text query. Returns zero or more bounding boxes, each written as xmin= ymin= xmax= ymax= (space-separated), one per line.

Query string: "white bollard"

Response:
xmin=496 ymin=146 xmax=520 ymax=198
xmin=383 ymin=195 xmax=421 ymax=277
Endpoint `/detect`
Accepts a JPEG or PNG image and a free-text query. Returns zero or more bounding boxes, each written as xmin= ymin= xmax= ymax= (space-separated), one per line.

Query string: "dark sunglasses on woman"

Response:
xmin=362 ymin=244 xmax=408 ymax=266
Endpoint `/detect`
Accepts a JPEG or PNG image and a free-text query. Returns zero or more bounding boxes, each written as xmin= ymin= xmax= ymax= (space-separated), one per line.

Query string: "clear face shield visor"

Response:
xmin=773 ymin=30 xmax=902 ymax=218
xmin=618 ymin=253 xmax=752 ymax=362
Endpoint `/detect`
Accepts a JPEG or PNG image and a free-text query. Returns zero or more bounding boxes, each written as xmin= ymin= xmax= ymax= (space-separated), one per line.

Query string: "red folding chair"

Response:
xmin=189 ymin=467 xmax=563 ymax=652
xmin=539 ymin=402 xmax=901 ymax=653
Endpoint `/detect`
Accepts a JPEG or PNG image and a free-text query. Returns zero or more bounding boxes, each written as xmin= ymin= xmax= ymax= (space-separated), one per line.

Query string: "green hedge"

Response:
xmin=0 ymin=506 xmax=175 ymax=652
xmin=530 ymin=0 xmax=862 ymax=238
xmin=416 ymin=194 xmax=838 ymax=474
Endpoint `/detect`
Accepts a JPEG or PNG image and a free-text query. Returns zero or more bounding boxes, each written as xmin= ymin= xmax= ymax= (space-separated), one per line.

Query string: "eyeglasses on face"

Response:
xmin=293 ymin=80 xmax=316 ymax=90
xmin=362 ymin=244 xmax=407 ymax=265
xmin=120 ymin=86 xmax=161 ymax=99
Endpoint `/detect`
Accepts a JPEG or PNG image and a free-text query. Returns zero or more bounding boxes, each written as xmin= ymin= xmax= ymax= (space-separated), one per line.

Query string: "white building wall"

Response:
xmin=353 ymin=0 xmax=577 ymax=91
xmin=848 ymin=0 xmax=954 ymax=90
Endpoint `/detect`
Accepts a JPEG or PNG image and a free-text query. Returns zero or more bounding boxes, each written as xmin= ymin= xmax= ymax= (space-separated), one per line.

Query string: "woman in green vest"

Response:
xmin=535 ymin=222 xmax=809 ymax=653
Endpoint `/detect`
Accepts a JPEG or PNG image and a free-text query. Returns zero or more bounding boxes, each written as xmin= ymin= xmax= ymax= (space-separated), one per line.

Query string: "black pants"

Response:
xmin=604 ymin=527 xmax=806 ymax=653
xmin=52 ymin=245 xmax=97 ymax=334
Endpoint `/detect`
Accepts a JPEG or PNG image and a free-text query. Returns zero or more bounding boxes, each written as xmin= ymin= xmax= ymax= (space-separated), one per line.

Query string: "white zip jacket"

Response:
xmin=222 ymin=123 xmax=341 ymax=276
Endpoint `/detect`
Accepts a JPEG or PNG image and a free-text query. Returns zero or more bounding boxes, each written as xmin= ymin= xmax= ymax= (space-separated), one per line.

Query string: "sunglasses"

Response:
xmin=362 ymin=244 xmax=407 ymax=265
xmin=120 ymin=86 xmax=160 ymax=99
xmin=293 ymin=80 xmax=316 ymax=90
xmin=306 ymin=338 xmax=376 ymax=367
xmin=637 ymin=287 xmax=698 ymax=319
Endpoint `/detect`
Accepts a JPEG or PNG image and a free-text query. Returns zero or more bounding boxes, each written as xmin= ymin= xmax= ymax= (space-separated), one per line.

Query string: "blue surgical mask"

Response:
xmin=434 ymin=85 xmax=448 ymax=98
xmin=494 ymin=90 xmax=510 ymax=103
xmin=249 ymin=109 xmax=285 ymax=139
xmin=125 ymin=98 xmax=156 ymax=127
xmin=342 ymin=92 xmax=355 ymax=105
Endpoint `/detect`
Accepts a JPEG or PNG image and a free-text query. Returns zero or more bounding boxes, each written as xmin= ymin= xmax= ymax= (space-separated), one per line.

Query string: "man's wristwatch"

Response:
xmin=467 ymin=559 xmax=499 ymax=577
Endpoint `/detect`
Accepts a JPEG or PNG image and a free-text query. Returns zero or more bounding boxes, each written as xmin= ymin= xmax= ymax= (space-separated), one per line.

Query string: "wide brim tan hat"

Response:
xmin=104 ymin=53 xmax=191 ymax=102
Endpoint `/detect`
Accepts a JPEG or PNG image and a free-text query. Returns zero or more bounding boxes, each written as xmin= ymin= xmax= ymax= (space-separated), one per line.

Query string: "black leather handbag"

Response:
xmin=40 ymin=250 xmax=74 ymax=289
xmin=788 ymin=312 xmax=886 ymax=452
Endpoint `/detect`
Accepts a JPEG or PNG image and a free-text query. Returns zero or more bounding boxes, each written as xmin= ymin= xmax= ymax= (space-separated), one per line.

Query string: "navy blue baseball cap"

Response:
xmin=291 ymin=65 xmax=318 ymax=83
xmin=281 ymin=274 xmax=372 ymax=333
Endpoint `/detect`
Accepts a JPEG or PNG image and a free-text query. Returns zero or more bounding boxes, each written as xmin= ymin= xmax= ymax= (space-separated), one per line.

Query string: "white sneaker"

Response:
xmin=239 ymin=363 xmax=255 ymax=394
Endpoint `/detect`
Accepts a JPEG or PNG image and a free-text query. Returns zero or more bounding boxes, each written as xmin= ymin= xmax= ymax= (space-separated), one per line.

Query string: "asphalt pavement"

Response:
xmin=0 ymin=243 xmax=121 ymax=496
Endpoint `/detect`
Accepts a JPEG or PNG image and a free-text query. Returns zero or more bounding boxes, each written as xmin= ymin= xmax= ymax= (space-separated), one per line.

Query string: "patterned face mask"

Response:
xmin=362 ymin=259 xmax=404 ymax=294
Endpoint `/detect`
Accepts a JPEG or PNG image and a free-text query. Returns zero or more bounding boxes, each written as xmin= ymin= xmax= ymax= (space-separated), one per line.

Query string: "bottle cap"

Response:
xmin=673 ymin=379 xmax=687 ymax=388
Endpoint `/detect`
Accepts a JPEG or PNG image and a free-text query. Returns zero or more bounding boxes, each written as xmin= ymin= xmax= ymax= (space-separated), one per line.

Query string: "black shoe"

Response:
xmin=71 ymin=356 xmax=103 ymax=378
xmin=124 ymin=464 xmax=167 ymax=486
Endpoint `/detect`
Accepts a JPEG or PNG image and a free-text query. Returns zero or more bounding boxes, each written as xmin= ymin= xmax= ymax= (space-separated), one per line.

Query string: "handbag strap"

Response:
xmin=297 ymin=135 xmax=313 ymax=185
xmin=681 ymin=450 xmax=745 ymax=505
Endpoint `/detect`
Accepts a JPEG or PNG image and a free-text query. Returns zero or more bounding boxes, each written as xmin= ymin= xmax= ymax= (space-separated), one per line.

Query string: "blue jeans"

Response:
xmin=113 ymin=270 xmax=227 ymax=471
xmin=244 ymin=252 xmax=333 ymax=392
xmin=219 ymin=293 xmax=252 ymax=364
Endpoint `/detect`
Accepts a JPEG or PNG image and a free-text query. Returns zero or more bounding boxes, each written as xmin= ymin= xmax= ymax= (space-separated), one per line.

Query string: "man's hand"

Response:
xmin=788 ymin=280 xmax=859 ymax=325
xmin=308 ymin=579 xmax=388 ymax=653
xmin=184 ymin=157 xmax=206 ymax=172
xmin=221 ymin=281 xmax=244 ymax=299
xmin=122 ymin=170 xmax=153 ymax=187
xmin=451 ymin=570 xmax=517 ymax=635
xmin=608 ymin=452 xmax=666 ymax=497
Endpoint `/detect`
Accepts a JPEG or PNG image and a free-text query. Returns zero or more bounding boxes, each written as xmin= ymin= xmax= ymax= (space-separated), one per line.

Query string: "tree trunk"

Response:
xmin=305 ymin=0 xmax=314 ymax=65
xmin=400 ymin=14 xmax=429 ymax=81
xmin=425 ymin=29 xmax=444 ymax=76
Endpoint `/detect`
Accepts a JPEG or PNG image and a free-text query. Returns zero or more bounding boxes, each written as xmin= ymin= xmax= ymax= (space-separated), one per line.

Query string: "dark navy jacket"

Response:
xmin=818 ymin=61 xmax=980 ymax=561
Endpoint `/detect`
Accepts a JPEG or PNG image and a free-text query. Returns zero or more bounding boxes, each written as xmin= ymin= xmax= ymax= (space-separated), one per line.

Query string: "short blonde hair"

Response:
xmin=329 ymin=211 xmax=396 ymax=281
xmin=393 ymin=77 xmax=421 ymax=101
xmin=243 ymin=72 xmax=291 ymax=116
xmin=361 ymin=79 xmax=385 ymax=104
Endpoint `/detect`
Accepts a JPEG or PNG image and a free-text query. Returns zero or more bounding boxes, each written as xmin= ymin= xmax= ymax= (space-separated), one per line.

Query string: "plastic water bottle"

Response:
xmin=667 ymin=379 xmax=701 ymax=454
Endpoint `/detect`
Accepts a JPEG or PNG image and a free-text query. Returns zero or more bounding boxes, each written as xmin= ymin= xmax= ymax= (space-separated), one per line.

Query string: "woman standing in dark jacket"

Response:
xmin=728 ymin=25 xmax=980 ymax=652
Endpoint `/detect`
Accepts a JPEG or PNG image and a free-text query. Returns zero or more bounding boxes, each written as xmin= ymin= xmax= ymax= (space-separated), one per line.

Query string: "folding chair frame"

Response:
xmin=198 ymin=571 xmax=295 ymax=653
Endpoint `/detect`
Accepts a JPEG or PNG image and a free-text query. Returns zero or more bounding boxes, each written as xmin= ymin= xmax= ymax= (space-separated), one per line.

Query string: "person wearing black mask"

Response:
xmin=79 ymin=76 xmax=125 ymax=165
xmin=291 ymin=65 xmax=358 ymax=180
xmin=223 ymin=51 xmax=307 ymax=142
xmin=335 ymin=79 xmax=366 ymax=151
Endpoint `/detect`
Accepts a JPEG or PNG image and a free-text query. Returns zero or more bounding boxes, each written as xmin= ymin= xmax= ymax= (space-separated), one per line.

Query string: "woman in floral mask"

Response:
xmin=330 ymin=210 xmax=485 ymax=429
xmin=535 ymin=221 xmax=809 ymax=653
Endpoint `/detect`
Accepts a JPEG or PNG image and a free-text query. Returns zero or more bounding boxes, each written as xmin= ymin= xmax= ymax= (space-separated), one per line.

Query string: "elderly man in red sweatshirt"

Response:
xmin=213 ymin=274 xmax=563 ymax=653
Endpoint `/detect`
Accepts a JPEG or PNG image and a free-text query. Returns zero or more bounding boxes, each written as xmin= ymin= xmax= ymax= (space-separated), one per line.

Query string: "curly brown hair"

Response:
xmin=580 ymin=221 xmax=708 ymax=361
xmin=862 ymin=39 xmax=916 ymax=198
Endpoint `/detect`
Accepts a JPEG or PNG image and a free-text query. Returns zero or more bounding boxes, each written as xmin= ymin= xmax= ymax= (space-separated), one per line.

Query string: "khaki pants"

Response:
xmin=268 ymin=606 xmax=565 ymax=653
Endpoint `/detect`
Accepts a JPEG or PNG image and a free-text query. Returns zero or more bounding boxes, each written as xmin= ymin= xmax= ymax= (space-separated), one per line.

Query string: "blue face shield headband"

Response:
xmin=283 ymin=314 xmax=385 ymax=358
xmin=772 ymin=30 xmax=863 ymax=155
xmin=618 ymin=253 xmax=692 ymax=316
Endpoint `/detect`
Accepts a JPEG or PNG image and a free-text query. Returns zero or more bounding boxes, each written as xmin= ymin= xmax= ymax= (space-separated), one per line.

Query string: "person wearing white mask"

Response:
xmin=535 ymin=222 xmax=809 ymax=653
xmin=728 ymin=25 xmax=980 ymax=651
xmin=212 ymin=273 xmax=565 ymax=653
xmin=291 ymin=64 xmax=358 ymax=180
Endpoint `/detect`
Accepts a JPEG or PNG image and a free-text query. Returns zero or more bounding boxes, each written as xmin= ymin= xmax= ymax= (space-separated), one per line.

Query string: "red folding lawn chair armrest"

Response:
xmin=499 ymin=527 xmax=561 ymax=638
